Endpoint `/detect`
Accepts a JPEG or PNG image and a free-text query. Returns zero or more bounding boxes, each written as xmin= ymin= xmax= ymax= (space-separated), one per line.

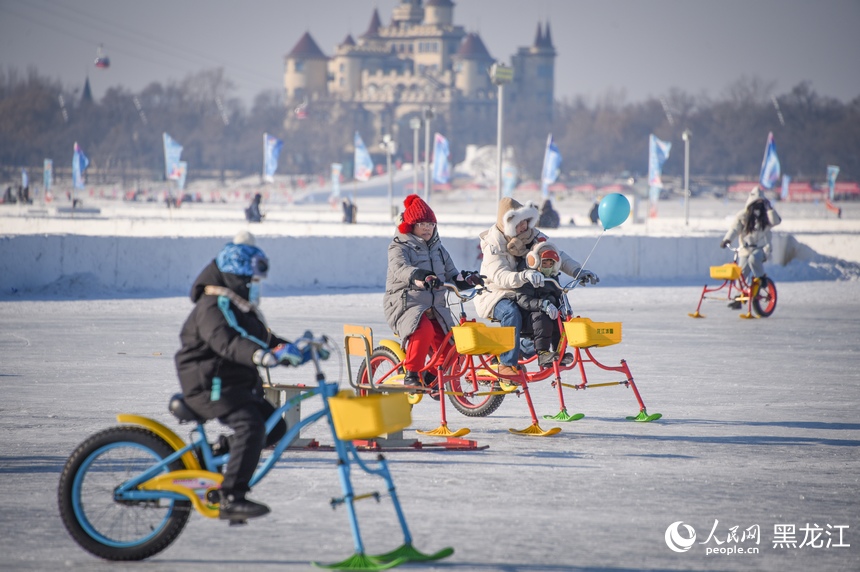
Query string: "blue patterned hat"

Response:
xmin=216 ymin=243 xmax=269 ymax=277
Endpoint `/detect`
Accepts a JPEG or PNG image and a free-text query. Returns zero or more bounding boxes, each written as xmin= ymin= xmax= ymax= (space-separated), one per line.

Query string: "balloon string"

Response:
xmin=570 ymin=230 xmax=604 ymax=288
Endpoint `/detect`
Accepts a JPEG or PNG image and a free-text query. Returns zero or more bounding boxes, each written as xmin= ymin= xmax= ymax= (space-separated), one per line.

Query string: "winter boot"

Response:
xmin=218 ymin=490 xmax=270 ymax=522
xmin=403 ymin=370 xmax=422 ymax=388
xmin=537 ymin=350 xmax=558 ymax=368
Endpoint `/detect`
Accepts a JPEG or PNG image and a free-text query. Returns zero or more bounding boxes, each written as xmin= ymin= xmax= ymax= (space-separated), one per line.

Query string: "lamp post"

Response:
xmin=682 ymin=129 xmax=691 ymax=226
xmin=422 ymin=106 xmax=434 ymax=202
xmin=409 ymin=117 xmax=421 ymax=196
xmin=490 ymin=63 xmax=513 ymax=202
xmin=380 ymin=134 xmax=397 ymax=220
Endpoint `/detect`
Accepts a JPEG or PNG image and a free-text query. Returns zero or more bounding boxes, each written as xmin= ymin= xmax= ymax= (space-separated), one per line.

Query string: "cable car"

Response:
xmin=94 ymin=44 xmax=110 ymax=69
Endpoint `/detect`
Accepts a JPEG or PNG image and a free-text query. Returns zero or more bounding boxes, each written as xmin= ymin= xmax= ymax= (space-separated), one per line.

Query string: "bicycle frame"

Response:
xmin=689 ymin=250 xmax=777 ymax=319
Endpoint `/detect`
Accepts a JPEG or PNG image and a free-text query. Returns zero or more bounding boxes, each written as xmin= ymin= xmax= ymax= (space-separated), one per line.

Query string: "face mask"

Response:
xmin=248 ymin=281 xmax=261 ymax=306
xmin=540 ymin=266 xmax=555 ymax=278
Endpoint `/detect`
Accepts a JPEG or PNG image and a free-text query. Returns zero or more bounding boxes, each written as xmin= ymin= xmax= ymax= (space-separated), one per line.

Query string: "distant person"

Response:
xmin=589 ymin=200 xmax=600 ymax=225
xmin=475 ymin=197 xmax=598 ymax=378
xmin=342 ymin=196 xmax=357 ymax=224
xmin=720 ymin=185 xmax=781 ymax=304
xmin=514 ymin=242 xmax=571 ymax=369
xmin=245 ymin=193 xmax=264 ymax=223
xmin=536 ymin=198 xmax=560 ymax=229
xmin=2 ymin=186 xmax=15 ymax=204
xmin=383 ymin=194 xmax=483 ymax=390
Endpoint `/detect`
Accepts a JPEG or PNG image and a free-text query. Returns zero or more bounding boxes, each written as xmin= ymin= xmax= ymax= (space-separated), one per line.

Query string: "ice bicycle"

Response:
xmin=57 ymin=333 xmax=452 ymax=570
xmin=508 ymin=277 xmax=662 ymax=426
xmin=688 ymin=248 xmax=778 ymax=319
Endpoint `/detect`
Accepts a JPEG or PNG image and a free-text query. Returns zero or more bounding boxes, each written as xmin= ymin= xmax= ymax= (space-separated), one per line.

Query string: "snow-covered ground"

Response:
xmin=1 ymin=186 xmax=859 ymax=571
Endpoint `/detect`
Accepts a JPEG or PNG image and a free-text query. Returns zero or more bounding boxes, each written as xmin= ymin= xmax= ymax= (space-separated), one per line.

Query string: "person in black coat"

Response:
xmin=537 ymin=198 xmax=560 ymax=229
xmin=175 ymin=233 xmax=303 ymax=521
xmin=245 ymin=193 xmax=264 ymax=222
xmin=514 ymin=242 xmax=571 ymax=369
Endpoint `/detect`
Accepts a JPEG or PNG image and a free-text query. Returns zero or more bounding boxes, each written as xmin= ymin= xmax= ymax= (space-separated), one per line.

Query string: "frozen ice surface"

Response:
xmin=1 ymin=281 xmax=858 ymax=571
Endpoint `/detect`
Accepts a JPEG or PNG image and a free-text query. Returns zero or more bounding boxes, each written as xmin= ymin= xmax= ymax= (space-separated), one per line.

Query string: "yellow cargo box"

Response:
xmin=564 ymin=317 xmax=622 ymax=348
xmin=328 ymin=391 xmax=411 ymax=441
xmin=710 ymin=263 xmax=741 ymax=281
xmin=451 ymin=322 xmax=516 ymax=355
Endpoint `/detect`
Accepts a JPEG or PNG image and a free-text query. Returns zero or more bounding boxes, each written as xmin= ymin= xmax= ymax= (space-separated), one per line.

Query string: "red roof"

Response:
xmin=457 ymin=33 xmax=493 ymax=60
xmin=287 ymin=32 xmax=327 ymax=59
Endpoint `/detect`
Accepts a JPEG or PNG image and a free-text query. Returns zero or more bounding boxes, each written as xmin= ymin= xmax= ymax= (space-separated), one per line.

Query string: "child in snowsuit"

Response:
xmin=515 ymin=242 xmax=569 ymax=369
xmin=175 ymin=232 xmax=306 ymax=522
xmin=383 ymin=195 xmax=483 ymax=389
xmin=721 ymin=185 xmax=782 ymax=282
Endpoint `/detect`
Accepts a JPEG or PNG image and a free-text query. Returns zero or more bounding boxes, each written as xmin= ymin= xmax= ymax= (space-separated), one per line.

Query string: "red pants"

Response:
xmin=404 ymin=314 xmax=447 ymax=372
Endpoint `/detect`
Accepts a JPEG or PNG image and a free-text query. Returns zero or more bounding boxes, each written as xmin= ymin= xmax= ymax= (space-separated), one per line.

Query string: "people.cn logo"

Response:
xmin=665 ymin=521 xmax=697 ymax=552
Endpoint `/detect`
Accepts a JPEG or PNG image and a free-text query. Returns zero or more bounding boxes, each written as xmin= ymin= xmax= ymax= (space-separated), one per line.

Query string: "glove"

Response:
xmin=252 ymin=349 xmax=278 ymax=368
xmin=462 ymin=270 xmax=484 ymax=287
xmin=577 ymin=269 xmax=599 ymax=285
xmin=424 ymin=275 xmax=442 ymax=290
xmin=272 ymin=343 xmax=304 ymax=366
xmin=540 ymin=299 xmax=559 ymax=320
xmin=720 ymin=239 xmax=731 ymax=249
xmin=523 ymin=270 xmax=544 ymax=287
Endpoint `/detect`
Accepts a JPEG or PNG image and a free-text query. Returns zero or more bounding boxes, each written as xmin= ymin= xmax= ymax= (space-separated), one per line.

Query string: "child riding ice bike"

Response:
xmin=58 ymin=333 xmax=453 ymax=570
xmin=689 ymin=247 xmax=778 ymax=319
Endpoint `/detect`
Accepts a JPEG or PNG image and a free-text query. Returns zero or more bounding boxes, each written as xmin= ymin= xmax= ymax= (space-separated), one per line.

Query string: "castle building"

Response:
xmin=282 ymin=0 xmax=555 ymax=165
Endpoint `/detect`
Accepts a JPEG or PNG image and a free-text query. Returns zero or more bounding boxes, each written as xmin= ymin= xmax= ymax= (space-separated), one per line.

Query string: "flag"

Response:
xmin=540 ymin=134 xmax=562 ymax=198
xmin=263 ymin=133 xmax=283 ymax=183
xmin=43 ymin=159 xmax=53 ymax=192
xmin=648 ymin=134 xmax=671 ymax=209
xmin=502 ymin=164 xmax=518 ymax=197
xmin=176 ymin=161 xmax=188 ymax=191
xmin=759 ymin=132 xmax=780 ymax=189
xmin=72 ymin=142 xmax=89 ymax=190
xmin=21 ymin=168 xmax=28 ymax=189
xmin=432 ymin=133 xmax=450 ymax=185
xmin=781 ymin=174 xmax=790 ymax=201
xmin=826 ymin=165 xmax=840 ymax=200
xmin=353 ymin=131 xmax=373 ymax=182
xmin=163 ymin=133 xmax=184 ymax=180
xmin=331 ymin=163 xmax=343 ymax=198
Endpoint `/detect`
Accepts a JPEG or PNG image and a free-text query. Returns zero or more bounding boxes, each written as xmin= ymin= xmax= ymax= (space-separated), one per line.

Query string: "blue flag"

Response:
xmin=21 ymin=168 xmax=28 ymax=189
xmin=331 ymin=163 xmax=343 ymax=198
xmin=781 ymin=174 xmax=790 ymax=201
xmin=540 ymin=134 xmax=561 ymax=198
xmin=163 ymin=133 xmax=184 ymax=180
xmin=759 ymin=132 xmax=780 ymax=190
xmin=176 ymin=161 xmax=188 ymax=191
xmin=263 ymin=133 xmax=283 ymax=182
xmin=43 ymin=159 xmax=53 ymax=192
xmin=72 ymin=142 xmax=89 ymax=190
xmin=648 ymin=134 xmax=671 ymax=206
xmin=353 ymin=131 xmax=373 ymax=182
xmin=502 ymin=164 xmax=518 ymax=197
xmin=826 ymin=165 xmax=840 ymax=200
xmin=432 ymin=133 xmax=450 ymax=185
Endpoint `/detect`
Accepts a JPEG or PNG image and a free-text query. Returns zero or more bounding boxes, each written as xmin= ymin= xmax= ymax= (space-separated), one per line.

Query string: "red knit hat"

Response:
xmin=398 ymin=194 xmax=437 ymax=234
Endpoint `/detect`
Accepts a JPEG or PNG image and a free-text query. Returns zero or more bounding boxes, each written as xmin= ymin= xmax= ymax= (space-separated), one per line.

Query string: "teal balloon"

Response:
xmin=598 ymin=193 xmax=631 ymax=229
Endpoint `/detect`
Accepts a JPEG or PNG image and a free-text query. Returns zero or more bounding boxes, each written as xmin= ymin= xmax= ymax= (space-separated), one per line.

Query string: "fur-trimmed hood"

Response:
xmin=497 ymin=197 xmax=539 ymax=238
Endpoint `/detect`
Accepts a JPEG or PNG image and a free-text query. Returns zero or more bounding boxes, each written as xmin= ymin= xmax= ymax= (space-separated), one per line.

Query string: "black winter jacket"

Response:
xmin=175 ymin=260 xmax=287 ymax=419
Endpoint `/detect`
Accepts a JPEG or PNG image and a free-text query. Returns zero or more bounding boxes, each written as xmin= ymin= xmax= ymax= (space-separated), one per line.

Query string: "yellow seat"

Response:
xmin=564 ymin=317 xmax=622 ymax=348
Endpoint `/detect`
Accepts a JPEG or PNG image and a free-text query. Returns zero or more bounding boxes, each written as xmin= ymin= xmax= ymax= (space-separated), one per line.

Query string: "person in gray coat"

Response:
xmin=383 ymin=195 xmax=482 ymax=388
xmin=721 ymin=185 xmax=782 ymax=281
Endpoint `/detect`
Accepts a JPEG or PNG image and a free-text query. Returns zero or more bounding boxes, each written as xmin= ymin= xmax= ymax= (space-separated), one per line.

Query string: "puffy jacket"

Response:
xmin=175 ymin=260 xmax=287 ymax=419
xmin=383 ymin=230 xmax=460 ymax=341
xmin=475 ymin=199 xmax=581 ymax=319
xmin=722 ymin=187 xmax=782 ymax=259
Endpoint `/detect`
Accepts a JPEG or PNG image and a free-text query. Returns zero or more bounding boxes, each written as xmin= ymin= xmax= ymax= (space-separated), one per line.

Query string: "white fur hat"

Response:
xmin=233 ymin=230 xmax=256 ymax=246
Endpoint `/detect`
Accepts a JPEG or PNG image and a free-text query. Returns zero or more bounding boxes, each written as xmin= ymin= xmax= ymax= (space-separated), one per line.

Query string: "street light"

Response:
xmin=380 ymin=134 xmax=397 ymax=220
xmin=682 ymin=129 xmax=691 ymax=226
xmin=490 ymin=62 xmax=513 ymax=202
xmin=422 ymin=106 xmax=434 ymax=202
xmin=409 ymin=117 xmax=421 ymax=197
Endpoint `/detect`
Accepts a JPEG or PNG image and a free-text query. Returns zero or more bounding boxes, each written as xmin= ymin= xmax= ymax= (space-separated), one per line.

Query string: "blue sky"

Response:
xmin=1 ymin=0 xmax=858 ymax=107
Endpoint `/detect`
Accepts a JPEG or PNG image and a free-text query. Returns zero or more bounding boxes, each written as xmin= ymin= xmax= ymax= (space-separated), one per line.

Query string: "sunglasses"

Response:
xmin=415 ymin=222 xmax=436 ymax=230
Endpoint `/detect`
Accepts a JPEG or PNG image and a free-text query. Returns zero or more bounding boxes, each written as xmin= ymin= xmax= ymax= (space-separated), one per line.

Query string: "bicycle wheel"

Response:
xmin=752 ymin=276 xmax=777 ymax=317
xmin=447 ymin=356 xmax=505 ymax=417
xmin=355 ymin=346 xmax=402 ymax=396
xmin=58 ymin=426 xmax=191 ymax=561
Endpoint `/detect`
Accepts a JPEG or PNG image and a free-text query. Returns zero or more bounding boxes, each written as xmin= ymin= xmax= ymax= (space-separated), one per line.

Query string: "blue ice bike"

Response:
xmin=57 ymin=334 xmax=453 ymax=570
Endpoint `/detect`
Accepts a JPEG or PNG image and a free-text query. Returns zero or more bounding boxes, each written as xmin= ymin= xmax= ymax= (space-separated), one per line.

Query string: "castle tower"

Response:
xmin=391 ymin=0 xmax=423 ymax=28
xmin=329 ymin=34 xmax=362 ymax=95
xmin=284 ymin=32 xmax=329 ymax=103
xmin=423 ymin=0 xmax=454 ymax=26
xmin=453 ymin=32 xmax=494 ymax=96
xmin=510 ymin=21 xmax=556 ymax=120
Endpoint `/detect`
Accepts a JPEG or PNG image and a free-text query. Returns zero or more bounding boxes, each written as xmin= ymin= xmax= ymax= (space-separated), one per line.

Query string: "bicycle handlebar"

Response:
xmin=439 ymin=282 xmax=489 ymax=302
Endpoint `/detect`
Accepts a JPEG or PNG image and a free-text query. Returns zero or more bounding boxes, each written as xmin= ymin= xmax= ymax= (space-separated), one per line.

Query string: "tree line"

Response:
xmin=1 ymin=66 xmax=857 ymax=188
